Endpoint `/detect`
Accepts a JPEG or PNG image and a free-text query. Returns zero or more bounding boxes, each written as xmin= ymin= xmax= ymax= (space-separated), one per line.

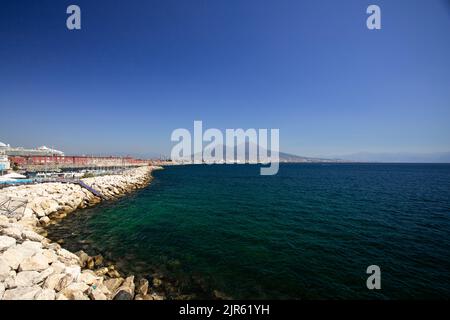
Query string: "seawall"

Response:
xmin=0 ymin=166 xmax=162 ymax=300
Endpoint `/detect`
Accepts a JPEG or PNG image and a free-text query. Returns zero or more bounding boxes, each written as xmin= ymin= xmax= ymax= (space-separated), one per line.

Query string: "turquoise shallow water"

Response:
xmin=47 ymin=164 xmax=450 ymax=299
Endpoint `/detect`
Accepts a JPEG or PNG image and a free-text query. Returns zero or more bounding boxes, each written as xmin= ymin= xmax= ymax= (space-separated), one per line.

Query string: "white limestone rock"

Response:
xmin=88 ymin=287 xmax=108 ymax=300
xmin=1 ymin=245 xmax=37 ymax=270
xmin=16 ymin=216 xmax=39 ymax=229
xmin=57 ymin=248 xmax=80 ymax=265
xmin=19 ymin=253 xmax=51 ymax=271
xmin=31 ymin=204 xmax=46 ymax=218
xmin=21 ymin=240 xmax=43 ymax=252
xmin=35 ymin=266 xmax=55 ymax=284
xmin=14 ymin=270 xmax=41 ymax=287
xmin=22 ymin=207 xmax=34 ymax=218
xmin=0 ymin=282 xmax=5 ymax=299
xmin=55 ymin=274 xmax=75 ymax=292
xmin=61 ymin=282 xmax=90 ymax=300
xmin=2 ymin=285 xmax=42 ymax=300
xmin=64 ymin=265 xmax=81 ymax=281
xmin=50 ymin=261 xmax=66 ymax=274
xmin=80 ymin=270 xmax=99 ymax=285
xmin=0 ymin=257 xmax=11 ymax=281
xmin=3 ymin=271 xmax=16 ymax=289
xmin=0 ymin=215 xmax=9 ymax=227
xmin=56 ymin=292 xmax=69 ymax=300
xmin=42 ymin=249 xmax=59 ymax=263
xmin=2 ymin=227 xmax=23 ymax=240
xmin=39 ymin=216 xmax=50 ymax=225
xmin=0 ymin=236 xmax=16 ymax=252
xmin=44 ymin=273 xmax=66 ymax=291
xmin=21 ymin=230 xmax=44 ymax=242
xmin=34 ymin=288 xmax=56 ymax=300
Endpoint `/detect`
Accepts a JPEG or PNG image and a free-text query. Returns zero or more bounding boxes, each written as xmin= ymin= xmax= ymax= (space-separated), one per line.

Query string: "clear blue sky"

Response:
xmin=0 ymin=0 xmax=449 ymax=158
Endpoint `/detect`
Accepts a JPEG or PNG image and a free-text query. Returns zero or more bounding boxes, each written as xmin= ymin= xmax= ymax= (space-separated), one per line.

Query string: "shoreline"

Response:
xmin=0 ymin=165 xmax=163 ymax=300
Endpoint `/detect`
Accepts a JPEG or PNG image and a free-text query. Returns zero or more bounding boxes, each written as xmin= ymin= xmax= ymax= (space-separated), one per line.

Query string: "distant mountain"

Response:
xmin=333 ymin=151 xmax=450 ymax=163
xmin=277 ymin=151 xmax=343 ymax=163
xmin=188 ymin=143 xmax=344 ymax=163
xmin=180 ymin=147 xmax=450 ymax=164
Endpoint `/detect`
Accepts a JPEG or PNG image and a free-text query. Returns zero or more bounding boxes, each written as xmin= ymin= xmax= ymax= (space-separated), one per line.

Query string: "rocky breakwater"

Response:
xmin=0 ymin=166 xmax=164 ymax=300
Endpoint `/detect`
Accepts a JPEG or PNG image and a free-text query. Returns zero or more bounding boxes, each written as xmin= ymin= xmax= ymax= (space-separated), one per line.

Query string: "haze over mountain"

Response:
xmin=77 ymin=148 xmax=450 ymax=164
xmin=187 ymin=143 xmax=344 ymax=163
xmin=330 ymin=151 xmax=450 ymax=163
xmin=190 ymin=144 xmax=450 ymax=163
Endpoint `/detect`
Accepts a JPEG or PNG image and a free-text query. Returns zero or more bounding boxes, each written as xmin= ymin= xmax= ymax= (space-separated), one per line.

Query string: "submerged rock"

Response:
xmin=94 ymin=267 xmax=109 ymax=277
xmin=75 ymin=250 xmax=89 ymax=268
xmin=153 ymin=277 xmax=163 ymax=288
xmin=93 ymin=255 xmax=104 ymax=267
xmin=113 ymin=290 xmax=133 ymax=300
xmin=134 ymin=294 xmax=154 ymax=300
xmin=137 ymin=278 xmax=149 ymax=296
xmin=113 ymin=276 xmax=135 ymax=300
xmin=107 ymin=269 xmax=121 ymax=278
xmin=85 ymin=257 xmax=94 ymax=269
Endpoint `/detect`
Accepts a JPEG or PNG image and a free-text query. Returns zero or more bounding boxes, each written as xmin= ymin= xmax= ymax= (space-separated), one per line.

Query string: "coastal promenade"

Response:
xmin=0 ymin=166 xmax=163 ymax=300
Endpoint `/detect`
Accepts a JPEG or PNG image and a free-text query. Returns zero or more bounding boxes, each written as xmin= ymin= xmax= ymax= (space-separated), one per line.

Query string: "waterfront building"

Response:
xmin=0 ymin=141 xmax=65 ymax=157
xmin=0 ymin=142 xmax=11 ymax=175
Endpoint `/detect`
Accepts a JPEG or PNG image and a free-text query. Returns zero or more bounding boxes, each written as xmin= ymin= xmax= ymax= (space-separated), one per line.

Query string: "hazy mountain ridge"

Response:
xmin=333 ymin=151 xmax=450 ymax=163
xmin=190 ymin=143 xmax=345 ymax=163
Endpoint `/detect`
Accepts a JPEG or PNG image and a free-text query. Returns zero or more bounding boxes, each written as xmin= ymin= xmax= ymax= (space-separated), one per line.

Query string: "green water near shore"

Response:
xmin=47 ymin=164 xmax=450 ymax=299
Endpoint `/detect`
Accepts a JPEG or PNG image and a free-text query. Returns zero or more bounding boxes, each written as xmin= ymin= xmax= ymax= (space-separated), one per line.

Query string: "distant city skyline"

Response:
xmin=1 ymin=0 xmax=449 ymax=161
xmin=2 ymin=137 xmax=450 ymax=163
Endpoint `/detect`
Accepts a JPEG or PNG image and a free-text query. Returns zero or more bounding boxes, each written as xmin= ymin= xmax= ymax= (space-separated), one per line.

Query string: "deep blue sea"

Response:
xmin=47 ymin=164 xmax=450 ymax=299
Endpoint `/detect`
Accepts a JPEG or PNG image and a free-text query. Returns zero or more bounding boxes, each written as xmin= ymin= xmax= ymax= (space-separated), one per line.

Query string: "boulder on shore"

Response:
xmin=0 ymin=166 xmax=158 ymax=301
